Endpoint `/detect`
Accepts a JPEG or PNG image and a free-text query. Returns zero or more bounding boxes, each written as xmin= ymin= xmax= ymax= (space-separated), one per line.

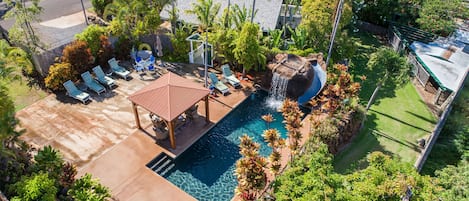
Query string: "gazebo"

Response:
xmin=128 ymin=72 xmax=210 ymax=149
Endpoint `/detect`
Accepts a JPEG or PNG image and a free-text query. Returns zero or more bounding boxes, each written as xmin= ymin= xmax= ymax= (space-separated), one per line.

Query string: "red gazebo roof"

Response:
xmin=128 ymin=72 xmax=210 ymax=121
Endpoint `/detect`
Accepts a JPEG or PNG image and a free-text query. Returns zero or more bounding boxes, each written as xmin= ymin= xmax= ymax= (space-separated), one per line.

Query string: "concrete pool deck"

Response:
xmin=16 ymin=64 xmax=255 ymax=201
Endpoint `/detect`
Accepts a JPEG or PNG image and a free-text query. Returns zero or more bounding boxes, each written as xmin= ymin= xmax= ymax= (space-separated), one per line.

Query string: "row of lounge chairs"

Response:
xmin=208 ymin=64 xmax=241 ymax=96
xmin=63 ymin=58 xmax=130 ymax=104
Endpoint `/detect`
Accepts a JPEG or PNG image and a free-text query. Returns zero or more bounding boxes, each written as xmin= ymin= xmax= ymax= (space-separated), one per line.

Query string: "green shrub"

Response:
xmin=75 ymin=25 xmax=107 ymax=57
xmin=62 ymin=40 xmax=94 ymax=76
xmin=44 ymin=62 xmax=73 ymax=91
xmin=163 ymin=26 xmax=191 ymax=63
xmin=91 ymin=0 xmax=112 ymax=17
xmin=10 ymin=172 xmax=57 ymax=201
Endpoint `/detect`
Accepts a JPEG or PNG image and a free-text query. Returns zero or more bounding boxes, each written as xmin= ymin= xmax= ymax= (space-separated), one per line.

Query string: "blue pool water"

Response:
xmin=164 ymin=91 xmax=288 ymax=201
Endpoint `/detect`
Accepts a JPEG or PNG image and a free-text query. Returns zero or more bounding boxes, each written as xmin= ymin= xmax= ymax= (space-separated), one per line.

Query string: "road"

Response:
xmin=0 ymin=0 xmax=93 ymax=48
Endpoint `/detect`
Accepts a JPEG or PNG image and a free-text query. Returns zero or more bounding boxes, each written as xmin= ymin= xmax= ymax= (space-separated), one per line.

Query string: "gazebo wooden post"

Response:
xmin=168 ymin=120 xmax=176 ymax=148
xmin=204 ymin=95 xmax=210 ymax=122
xmin=132 ymin=103 xmax=141 ymax=129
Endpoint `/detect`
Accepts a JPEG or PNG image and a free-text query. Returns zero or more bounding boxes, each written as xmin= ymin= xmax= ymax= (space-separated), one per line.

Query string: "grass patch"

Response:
xmin=7 ymin=78 xmax=47 ymax=112
xmin=333 ymin=31 xmax=436 ymax=173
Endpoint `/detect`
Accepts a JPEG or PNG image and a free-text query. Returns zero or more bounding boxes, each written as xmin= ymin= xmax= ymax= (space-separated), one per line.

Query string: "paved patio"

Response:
xmin=16 ymin=63 xmax=254 ymax=201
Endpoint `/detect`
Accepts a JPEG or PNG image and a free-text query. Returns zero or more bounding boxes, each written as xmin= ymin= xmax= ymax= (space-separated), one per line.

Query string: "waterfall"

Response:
xmin=266 ymin=72 xmax=289 ymax=109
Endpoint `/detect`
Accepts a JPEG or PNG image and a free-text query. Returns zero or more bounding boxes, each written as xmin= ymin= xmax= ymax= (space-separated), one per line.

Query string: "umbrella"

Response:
xmin=156 ymin=35 xmax=163 ymax=57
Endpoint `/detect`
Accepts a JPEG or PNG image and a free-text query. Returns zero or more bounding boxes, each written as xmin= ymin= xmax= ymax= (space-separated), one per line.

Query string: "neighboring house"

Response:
xmin=160 ymin=0 xmax=283 ymax=31
xmin=408 ymin=29 xmax=469 ymax=107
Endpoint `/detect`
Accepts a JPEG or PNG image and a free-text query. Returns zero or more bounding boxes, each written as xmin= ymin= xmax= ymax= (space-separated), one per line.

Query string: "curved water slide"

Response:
xmin=297 ymin=63 xmax=327 ymax=105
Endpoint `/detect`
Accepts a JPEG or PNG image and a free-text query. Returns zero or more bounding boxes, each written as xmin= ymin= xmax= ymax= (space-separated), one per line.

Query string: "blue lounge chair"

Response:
xmin=221 ymin=64 xmax=241 ymax=88
xmin=81 ymin=71 xmax=106 ymax=95
xmin=93 ymin=66 xmax=116 ymax=89
xmin=208 ymin=72 xmax=229 ymax=95
xmin=63 ymin=80 xmax=90 ymax=104
xmin=108 ymin=58 xmax=131 ymax=80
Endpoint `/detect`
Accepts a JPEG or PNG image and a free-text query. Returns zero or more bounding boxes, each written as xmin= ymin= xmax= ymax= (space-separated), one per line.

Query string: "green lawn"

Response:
xmin=7 ymin=78 xmax=48 ymax=112
xmin=333 ymin=32 xmax=436 ymax=173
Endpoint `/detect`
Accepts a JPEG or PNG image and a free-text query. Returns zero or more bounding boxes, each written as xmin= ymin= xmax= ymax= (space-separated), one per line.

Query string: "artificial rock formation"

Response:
xmin=263 ymin=53 xmax=327 ymax=99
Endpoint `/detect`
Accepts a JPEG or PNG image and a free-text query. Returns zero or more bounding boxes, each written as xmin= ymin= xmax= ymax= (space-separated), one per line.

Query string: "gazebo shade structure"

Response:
xmin=128 ymin=72 xmax=210 ymax=148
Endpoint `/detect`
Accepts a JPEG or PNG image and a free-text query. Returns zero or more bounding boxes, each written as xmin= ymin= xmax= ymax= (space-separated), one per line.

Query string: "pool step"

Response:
xmin=146 ymin=153 xmax=175 ymax=176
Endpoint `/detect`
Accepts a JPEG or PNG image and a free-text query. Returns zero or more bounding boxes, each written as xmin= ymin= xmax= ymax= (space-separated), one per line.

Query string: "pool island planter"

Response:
xmin=128 ymin=72 xmax=210 ymax=149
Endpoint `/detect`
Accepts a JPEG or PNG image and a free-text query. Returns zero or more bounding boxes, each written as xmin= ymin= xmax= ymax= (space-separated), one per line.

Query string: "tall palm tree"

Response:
xmin=185 ymin=0 xmax=221 ymax=32
xmin=231 ymin=4 xmax=256 ymax=31
xmin=0 ymin=39 xmax=31 ymax=82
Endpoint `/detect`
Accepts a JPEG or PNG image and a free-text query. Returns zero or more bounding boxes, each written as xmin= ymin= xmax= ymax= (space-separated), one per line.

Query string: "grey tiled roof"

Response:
xmin=160 ymin=0 xmax=283 ymax=31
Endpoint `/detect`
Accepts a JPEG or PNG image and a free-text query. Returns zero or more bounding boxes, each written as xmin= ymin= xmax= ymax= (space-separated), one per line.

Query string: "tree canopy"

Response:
xmin=233 ymin=22 xmax=265 ymax=73
xmin=417 ymin=0 xmax=469 ymax=36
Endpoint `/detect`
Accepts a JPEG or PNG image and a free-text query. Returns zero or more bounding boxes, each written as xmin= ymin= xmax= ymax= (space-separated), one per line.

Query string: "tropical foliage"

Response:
xmin=185 ymin=0 xmax=221 ymax=32
xmin=416 ymin=0 xmax=469 ymax=36
xmin=9 ymin=172 xmax=58 ymax=201
xmin=263 ymin=129 xmax=285 ymax=175
xmin=91 ymin=0 xmax=112 ymax=17
xmin=68 ymin=173 xmax=111 ymax=201
xmin=233 ymin=22 xmax=266 ymax=74
xmin=354 ymin=0 xmax=422 ymax=26
xmin=365 ymin=47 xmax=409 ymax=110
xmin=75 ymin=25 xmax=108 ymax=57
xmin=164 ymin=24 xmax=191 ymax=62
xmin=235 ymin=135 xmax=267 ymax=201
xmin=274 ymin=140 xmax=441 ymax=200
xmin=3 ymin=0 xmax=43 ymax=52
xmin=44 ymin=62 xmax=73 ymax=91
xmin=61 ymin=40 xmax=94 ymax=76
xmin=280 ymin=99 xmax=304 ymax=157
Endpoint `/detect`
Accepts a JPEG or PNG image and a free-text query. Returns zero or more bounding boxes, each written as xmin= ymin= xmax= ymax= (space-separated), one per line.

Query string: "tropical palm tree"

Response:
xmin=0 ymin=39 xmax=32 ymax=82
xmin=185 ymin=0 xmax=221 ymax=32
xmin=231 ymin=4 xmax=256 ymax=31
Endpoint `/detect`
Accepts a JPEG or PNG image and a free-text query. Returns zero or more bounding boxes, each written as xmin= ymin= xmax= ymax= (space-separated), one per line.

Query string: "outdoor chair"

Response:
xmin=208 ymin=72 xmax=229 ymax=95
xmin=63 ymin=80 xmax=90 ymax=104
xmin=221 ymin=64 xmax=241 ymax=88
xmin=81 ymin=71 xmax=106 ymax=95
xmin=92 ymin=65 xmax=116 ymax=89
xmin=108 ymin=58 xmax=131 ymax=80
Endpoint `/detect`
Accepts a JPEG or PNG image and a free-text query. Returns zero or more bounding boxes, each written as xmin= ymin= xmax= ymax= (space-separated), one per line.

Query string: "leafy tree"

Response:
xmin=4 ymin=0 xmax=43 ymax=52
xmin=300 ymin=0 xmax=352 ymax=52
xmin=10 ymin=172 xmax=58 ymax=201
xmin=33 ymin=145 xmax=64 ymax=180
xmin=44 ymin=62 xmax=74 ymax=91
xmin=166 ymin=2 xmax=179 ymax=34
xmin=61 ymin=40 xmax=94 ymax=76
xmin=354 ymin=0 xmax=422 ymax=26
xmin=417 ymin=0 xmax=469 ymax=36
xmin=105 ymin=0 xmax=171 ymax=42
xmin=0 ymin=39 xmax=33 ymax=80
xmin=435 ymin=160 xmax=469 ymax=200
xmin=68 ymin=173 xmax=111 ymax=201
xmin=233 ymin=22 xmax=266 ymax=76
xmin=165 ymin=24 xmax=191 ymax=62
xmin=365 ymin=47 xmax=408 ymax=110
xmin=274 ymin=140 xmax=339 ymax=200
xmin=91 ymin=0 xmax=112 ymax=17
xmin=75 ymin=25 xmax=108 ymax=57
xmin=209 ymin=28 xmax=237 ymax=65
xmin=235 ymin=135 xmax=267 ymax=201
xmin=186 ymin=0 xmax=221 ymax=32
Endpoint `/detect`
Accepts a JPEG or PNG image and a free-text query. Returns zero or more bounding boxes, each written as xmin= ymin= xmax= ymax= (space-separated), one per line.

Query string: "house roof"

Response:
xmin=128 ymin=72 xmax=209 ymax=121
xmin=410 ymin=40 xmax=469 ymax=92
xmin=160 ymin=0 xmax=283 ymax=31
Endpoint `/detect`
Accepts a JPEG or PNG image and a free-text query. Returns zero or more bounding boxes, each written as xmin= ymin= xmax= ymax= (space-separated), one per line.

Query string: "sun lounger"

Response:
xmin=221 ymin=64 xmax=241 ymax=88
xmin=63 ymin=80 xmax=90 ymax=104
xmin=208 ymin=72 xmax=229 ymax=95
xmin=108 ymin=58 xmax=131 ymax=80
xmin=81 ymin=71 xmax=106 ymax=95
xmin=92 ymin=65 xmax=116 ymax=89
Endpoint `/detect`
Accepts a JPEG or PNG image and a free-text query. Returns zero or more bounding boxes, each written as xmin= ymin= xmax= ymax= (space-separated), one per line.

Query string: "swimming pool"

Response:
xmin=163 ymin=91 xmax=288 ymax=201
